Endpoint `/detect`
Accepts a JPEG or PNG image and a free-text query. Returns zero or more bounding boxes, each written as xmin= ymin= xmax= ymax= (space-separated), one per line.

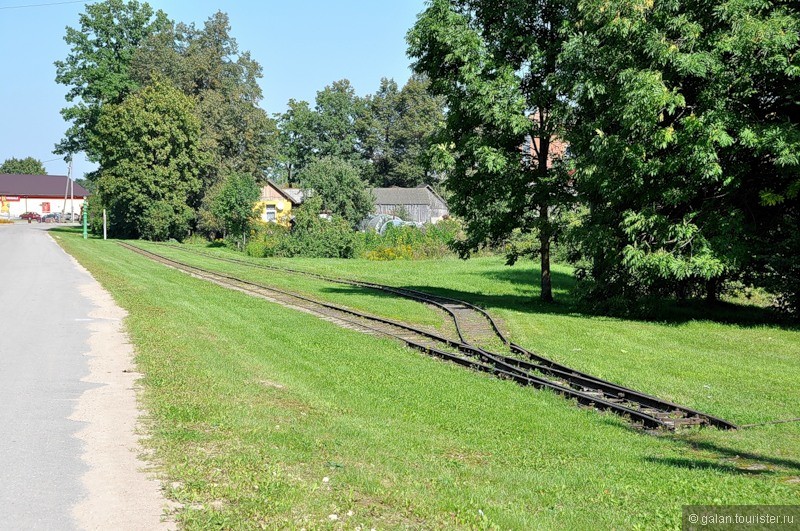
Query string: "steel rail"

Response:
xmin=130 ymin=243 xmax=735 ymax=430
xmin=162 ymin=243 xmax=508 ymax=345
xmin=153 ymin=243 xmax=737 ymax=429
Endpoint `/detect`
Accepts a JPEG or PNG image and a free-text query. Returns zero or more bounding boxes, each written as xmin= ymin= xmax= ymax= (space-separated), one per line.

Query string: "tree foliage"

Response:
xmin=56 ymin=2 xmax=280 ymax=241
xmin=211 ymin=173 xmax=260 ymax=247
xmin=89 ymin=79 xmax=206 ymax=239
xmin=0 ymin=157 xmax=47 ymax=175
xmin=209 ymin=172 xmax=260 ymax=247
xmin=408 ymin=0 xmax=575 ymax=301
xmin=55 ymin=0 xmax=169 ymax=158
xmin=562 ymin=0 xmax=799 ymax=310
xmin=358 ymin=75 xmax=446 ymax=187
xmin=312 ymin=79 xmax=365 ymax=164
xmin=272 ymin=99 xmax=317 ymax=184
xmin=272 ymin=76 xmax=445 ymax=188
xmin=131 ymin=11 xmax=279 ymax=187
xmin=298 ymin=156 xmax=374 ymax=227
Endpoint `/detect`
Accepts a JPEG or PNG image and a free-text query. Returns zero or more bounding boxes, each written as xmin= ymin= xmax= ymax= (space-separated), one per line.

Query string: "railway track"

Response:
xmin=123 ymin=242 xmax=738 ymax=431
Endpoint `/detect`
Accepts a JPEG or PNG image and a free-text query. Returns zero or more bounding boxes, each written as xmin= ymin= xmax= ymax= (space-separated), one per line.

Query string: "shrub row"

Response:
xmin=244 ymin=217 xmax=463 ymax=260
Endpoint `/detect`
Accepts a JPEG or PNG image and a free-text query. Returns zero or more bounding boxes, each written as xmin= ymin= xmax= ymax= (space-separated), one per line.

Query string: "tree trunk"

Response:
xmin=537 ymin=122 xmax=554 ymax=303
xmin=675 ymin=281 xmax=688 ymax=303
xmin=706 ymin=277 xmax=719 ymax=304
xmin=540 ymin=203 xmax=553 ymax=303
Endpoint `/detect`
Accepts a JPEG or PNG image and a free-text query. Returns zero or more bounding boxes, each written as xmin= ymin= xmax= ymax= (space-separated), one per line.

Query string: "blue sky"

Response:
xmin=0 ymin=0 xmax=426 ymax=178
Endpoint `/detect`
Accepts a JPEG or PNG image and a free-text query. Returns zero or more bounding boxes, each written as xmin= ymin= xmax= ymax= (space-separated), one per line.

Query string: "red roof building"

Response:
xmin=0 ymin=174 xmax=89 ymax=219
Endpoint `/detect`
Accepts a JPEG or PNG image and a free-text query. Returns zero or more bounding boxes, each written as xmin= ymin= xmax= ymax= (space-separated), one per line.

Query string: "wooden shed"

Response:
xmin=371 ymin=185 xmax=449 ymax=224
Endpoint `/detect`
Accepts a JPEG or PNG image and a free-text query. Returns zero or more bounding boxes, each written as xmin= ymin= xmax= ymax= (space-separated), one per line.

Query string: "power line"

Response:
xmin=0 ymin=0 xmax=84 ymax=10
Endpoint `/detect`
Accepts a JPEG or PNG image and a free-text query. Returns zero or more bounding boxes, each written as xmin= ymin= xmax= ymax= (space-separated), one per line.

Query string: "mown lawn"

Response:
xmin=54 ymin=230 xmax=800 ymax=529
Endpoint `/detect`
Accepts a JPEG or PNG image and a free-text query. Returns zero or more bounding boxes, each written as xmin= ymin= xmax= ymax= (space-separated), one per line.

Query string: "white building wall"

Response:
xmin=2 ymin=197 xmax=86 ymax=219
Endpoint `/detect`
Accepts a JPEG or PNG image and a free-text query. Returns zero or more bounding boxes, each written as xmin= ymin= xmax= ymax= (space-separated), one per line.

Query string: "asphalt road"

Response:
xmin=0 ymin=223 xmax=94 ymax=530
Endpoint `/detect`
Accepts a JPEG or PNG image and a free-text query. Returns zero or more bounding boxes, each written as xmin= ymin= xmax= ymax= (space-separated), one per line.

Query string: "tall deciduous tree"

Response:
xmin=408 ymin=0 xmax=575 ymax=302
xmin=359 ymin=78 xmax=401 ymax=184
xmin=55 ymin=0 xmax=169 ymax=158
xmin=272 ymin=99 xmax=318 ymax=184
xmin=0 ymin=157 xmax=47 ymax=175
xmin=131 ymin=11 xmax=279 ymax=189
xmin=359 ymin=75 xmax=446 ymax=187
xmin=272 ymin=80 xmax=365 ymax=183
xmin=562 ymin=0 xmax=799 ymax=309
xmin=298 ymin=156 xmax=374 ymax=227
xmin=313 ymin=79 xmax=365 ymax=164
xmin=89 ymin=79 xmax=206 ymax=239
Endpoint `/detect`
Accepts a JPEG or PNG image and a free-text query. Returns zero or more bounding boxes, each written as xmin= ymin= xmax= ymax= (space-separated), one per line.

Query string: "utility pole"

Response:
xmin=62 ymin=164 xmax=70 ymax=220
xmin=69 ymin=158 xmax=74 ymax=223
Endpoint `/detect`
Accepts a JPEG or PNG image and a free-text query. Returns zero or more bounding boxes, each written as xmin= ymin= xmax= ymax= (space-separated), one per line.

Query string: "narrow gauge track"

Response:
xmin=126 ymin=242 xmax=737 ymax=431
xmin=154 ymin=243 xmax=738 ymax=430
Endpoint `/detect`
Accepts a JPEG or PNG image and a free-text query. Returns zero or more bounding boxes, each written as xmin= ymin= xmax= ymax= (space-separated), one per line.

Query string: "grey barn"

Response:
xmin=371 ymin=185 xmax=449 ymax=224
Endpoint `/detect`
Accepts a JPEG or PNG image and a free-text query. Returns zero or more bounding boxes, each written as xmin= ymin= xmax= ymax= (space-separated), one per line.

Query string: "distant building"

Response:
xmin=257 ymin=181 xmax=449 ymax=227
xmin=257 ymin=180 xmax=302 ymax=226
xmin=0 ymin=174 xmax=89 ymax=218
xmin=523 ymin=111 xmax=568 ymax=169
xmin=371 ymin=185 xmax=449 ymax=224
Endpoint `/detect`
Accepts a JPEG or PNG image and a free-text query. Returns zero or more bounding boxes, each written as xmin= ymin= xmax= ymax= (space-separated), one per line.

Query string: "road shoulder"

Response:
xmin=63 ymin=243 xmax=176 ymax=530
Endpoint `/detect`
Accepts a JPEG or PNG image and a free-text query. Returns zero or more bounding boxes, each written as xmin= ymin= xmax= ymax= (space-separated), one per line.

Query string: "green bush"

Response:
xmin=139 ymin=200 xmax=193 ymax=241
xmin=244 ymin=199 xmax=358 ymax=259
xmin=245 ymin=222 xmax=291 ymax=257
xmin=184 ymin=233 xmax=209 ymax=246
xmin=237 ymin=209 xmax=463 ymax=261
xmin=364 ymin=244 xmax=414 ymax=261
xmin=84 ymin=194 xmax=105 ymax=236
xmin=359 ymin=218 xmax=462 ymax=260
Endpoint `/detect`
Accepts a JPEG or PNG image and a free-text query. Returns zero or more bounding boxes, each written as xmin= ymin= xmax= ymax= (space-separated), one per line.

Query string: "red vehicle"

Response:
xmin=20 ymin=212 xmax=41 ymax=221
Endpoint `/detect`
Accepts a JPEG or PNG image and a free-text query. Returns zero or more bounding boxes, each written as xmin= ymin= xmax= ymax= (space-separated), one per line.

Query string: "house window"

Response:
xmin=265 ymin=205 xmax=277 ymax=222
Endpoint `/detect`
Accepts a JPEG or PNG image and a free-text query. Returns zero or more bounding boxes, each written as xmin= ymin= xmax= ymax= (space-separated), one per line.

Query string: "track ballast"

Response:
xmin=122 ymin=242 xmax=738 ymax=431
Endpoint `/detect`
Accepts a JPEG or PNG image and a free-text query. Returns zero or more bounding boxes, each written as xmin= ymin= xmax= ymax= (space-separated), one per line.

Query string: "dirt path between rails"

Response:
xmin=66 ymin=253 xmax=176 ymax=530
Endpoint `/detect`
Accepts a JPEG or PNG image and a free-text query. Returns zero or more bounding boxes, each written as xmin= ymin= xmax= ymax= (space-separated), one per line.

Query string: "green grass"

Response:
xmin=133 ymin=241 xmax=452 ymax=336
xmin=53 ymin=230 xmax=800 ymax=529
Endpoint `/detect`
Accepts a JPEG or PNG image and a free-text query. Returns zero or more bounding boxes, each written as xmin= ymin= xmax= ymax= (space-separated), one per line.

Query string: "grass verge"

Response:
xmin=54 ymin=230 xmax=800 ymax=529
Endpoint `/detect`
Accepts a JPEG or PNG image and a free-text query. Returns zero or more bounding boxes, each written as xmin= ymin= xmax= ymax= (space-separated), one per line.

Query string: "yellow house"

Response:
xmin=256 ymin=180 xmax=303 ymax=227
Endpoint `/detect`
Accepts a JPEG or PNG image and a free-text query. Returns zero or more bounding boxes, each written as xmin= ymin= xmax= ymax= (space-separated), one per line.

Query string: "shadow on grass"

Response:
xmin=367 ymin=281 xmax=794 ymax=331
xmin=650 ymin=438 xmax=800 ymax=476
xmin=353 ymin=258 xmax=793 ymax=331
xmin=643 ymin=456 xmax=784 ymax=476
xmin=481 ymin=265 xmax=796 ymax=329
xmin=123 ymin=237 xmax=796 ymax=331
xmin=48 ymin=226 xmax=105 ymax=239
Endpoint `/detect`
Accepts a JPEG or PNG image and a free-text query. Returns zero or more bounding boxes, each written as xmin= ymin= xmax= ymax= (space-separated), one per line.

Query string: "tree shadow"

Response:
xmin=320 ymin=284 xmax=436 ymax=306
xmin=47 ymin=226 xmax=81 ymax=234
xmin=387 ymin=263 xmax=797 ymax=331
xmin=480 ymin=266 xmax=578 ymax=297
xmin=646 ymin=437 xmax=800 ymax=477
xmin=598 ymin=416 xmax=800 ymax=476
xmin=132 ymin=239 xmax=795 ymax=330
xmin=47 ymin=226 xmax=106 ymax=239
xmin=642 ymin=456 xmax=785 ymax=476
